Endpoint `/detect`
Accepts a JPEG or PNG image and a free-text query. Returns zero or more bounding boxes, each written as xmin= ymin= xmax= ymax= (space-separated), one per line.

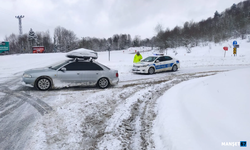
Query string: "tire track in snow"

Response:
xmin=0 ymin=100 xmax=26 ymax=119
xmin=79 ymin=87 xmax=141 ymax=149
xmin=0 ymin=77 xmax=54 ymax=150
xmin=21 ymin=70 xmax=225 ymax=150
xmin=94 ymin=71 xmax=221 ymax=150
xmin=97 ymin=79 xmax=178 ymax=149
xmin=0 ymin=86 xmax=53 ymax=117
xmin=0 ymin=76 xmax=53 ymax=118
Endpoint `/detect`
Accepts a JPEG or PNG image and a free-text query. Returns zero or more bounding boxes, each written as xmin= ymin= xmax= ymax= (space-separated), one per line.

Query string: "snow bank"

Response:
xmin=153 ymin=68 xmax=250 ymax=150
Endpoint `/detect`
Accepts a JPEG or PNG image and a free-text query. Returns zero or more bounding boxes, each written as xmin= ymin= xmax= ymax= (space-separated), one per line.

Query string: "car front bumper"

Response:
xmin=22 ymin=77 xmax=36 ymax=87
xmin=132 ymin=67 xmax=149 ymax=74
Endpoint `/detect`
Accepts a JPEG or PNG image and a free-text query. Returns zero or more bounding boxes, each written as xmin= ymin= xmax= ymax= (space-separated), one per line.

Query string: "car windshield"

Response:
xmin=141 ymin=56 xmax=157 ymax=62
xmin=48 ymin=59 xmax=71 ymax=70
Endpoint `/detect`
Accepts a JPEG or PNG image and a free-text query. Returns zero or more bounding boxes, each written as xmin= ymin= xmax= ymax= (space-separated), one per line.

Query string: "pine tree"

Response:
xmin=28 ymin=28 xmax=38 ymax=46
xmin=214 ymin=11 xmax=221 ymax=18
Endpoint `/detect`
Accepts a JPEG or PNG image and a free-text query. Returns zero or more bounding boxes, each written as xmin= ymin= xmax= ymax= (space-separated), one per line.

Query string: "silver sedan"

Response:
xmin=22 ymin=58 xmax=119 ymax=90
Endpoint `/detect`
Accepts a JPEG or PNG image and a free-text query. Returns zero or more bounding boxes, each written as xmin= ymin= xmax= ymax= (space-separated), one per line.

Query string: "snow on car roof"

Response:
xmin=66 ymin=48 xmax=98 ymax=59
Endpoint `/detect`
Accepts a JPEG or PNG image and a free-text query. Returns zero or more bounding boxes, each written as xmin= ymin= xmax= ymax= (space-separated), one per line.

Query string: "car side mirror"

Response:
xmin=60 ymin=67 xmax=66 ymax=72
xmin=155 ymin=60 xmax=159 ymax=63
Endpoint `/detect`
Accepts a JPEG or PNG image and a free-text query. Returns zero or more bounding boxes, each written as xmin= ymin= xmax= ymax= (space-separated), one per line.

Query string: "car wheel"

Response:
xmin=36 ymin=77 xmax=52 ymax=91
xmin=172 ymin=65 xmax=178 ymax=72
xmin=148 ymin=67 xmax=155 ymax=74
xmin=98 ymin=78 xmax=109 ymax=89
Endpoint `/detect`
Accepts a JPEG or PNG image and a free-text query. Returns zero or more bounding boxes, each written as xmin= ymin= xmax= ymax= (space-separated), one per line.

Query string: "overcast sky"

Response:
xmin=0 ymin=0 xmax=243 ymax=41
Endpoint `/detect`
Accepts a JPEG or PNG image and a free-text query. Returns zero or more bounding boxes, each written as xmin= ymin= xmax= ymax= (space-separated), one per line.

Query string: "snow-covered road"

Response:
xmin=0 ymin=68 xmax=249 ymax=150
xmin=0 ymin=68 xmax=231 ymax=150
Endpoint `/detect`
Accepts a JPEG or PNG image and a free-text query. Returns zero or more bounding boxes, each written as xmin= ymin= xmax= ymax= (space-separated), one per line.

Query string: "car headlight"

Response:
xmin=23 ymin=74 xmax=32 ymax=78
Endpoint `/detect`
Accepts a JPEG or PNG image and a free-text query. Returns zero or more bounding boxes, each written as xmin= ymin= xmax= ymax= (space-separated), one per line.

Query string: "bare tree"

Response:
xmin=54 ymin=26 xmax=77 ymax=52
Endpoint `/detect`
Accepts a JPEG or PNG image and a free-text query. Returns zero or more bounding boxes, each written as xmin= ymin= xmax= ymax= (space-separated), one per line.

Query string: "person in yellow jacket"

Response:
xmin=133 ymin=51 xmax=143 ymax=63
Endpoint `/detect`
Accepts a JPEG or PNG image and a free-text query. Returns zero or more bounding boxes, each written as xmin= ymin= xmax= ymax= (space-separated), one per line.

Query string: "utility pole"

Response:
xmin=15 ymin=15 xmax=25 ymax=35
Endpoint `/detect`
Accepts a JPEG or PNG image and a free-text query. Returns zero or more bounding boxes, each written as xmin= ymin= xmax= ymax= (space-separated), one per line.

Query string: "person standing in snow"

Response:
xmin=133 ymin=51 xmax=142 ymax=63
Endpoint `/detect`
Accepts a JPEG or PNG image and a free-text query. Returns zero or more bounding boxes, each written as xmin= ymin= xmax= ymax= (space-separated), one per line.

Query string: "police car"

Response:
xmin=132 ymin=55 xmax=180 ymax=74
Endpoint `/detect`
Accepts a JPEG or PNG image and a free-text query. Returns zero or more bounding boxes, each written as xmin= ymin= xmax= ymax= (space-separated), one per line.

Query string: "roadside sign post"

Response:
xmin=223 ymin=47 xmax=228 ymax=57
xmin=232 ymin=41 xmax=239 ymax=57
xmin=107 ymin=43 xmax=111 ymax=61
xmin=109 ymin=49 xmax=110 ymax=61
xmin=233 ymin=41 xmax=237 ymax=46
xmin=233 ymin=47 xmax=237 ymax=56
xmin=234 ymin=45 xmax=239 ymax=57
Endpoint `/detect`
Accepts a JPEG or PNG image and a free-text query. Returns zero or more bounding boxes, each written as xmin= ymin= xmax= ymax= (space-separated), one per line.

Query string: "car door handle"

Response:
xmin=77 ymin=73 xmax=80 ymax=75
xmin=96 ymin=73 xmax=98 ymax=75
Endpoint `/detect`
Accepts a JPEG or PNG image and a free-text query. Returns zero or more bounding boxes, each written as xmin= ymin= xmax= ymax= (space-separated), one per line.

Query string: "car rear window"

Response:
xmin=97 ymin=63 xmax=110 ymax=70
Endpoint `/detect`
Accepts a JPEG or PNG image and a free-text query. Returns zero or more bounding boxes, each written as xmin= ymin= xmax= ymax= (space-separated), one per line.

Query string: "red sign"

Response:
xmin=32 ymin=46 xmax=45 ymax=53
xmin=223 ymin=47 xmax=228 ymax=51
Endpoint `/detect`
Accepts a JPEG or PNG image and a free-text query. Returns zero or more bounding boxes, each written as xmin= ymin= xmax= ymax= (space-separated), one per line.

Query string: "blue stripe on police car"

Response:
xmin=153 ymin=63 xmax=174 ymax=70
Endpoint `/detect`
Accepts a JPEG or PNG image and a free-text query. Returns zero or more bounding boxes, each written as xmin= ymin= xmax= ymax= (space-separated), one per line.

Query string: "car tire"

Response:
xmin=148 ymin=67 xmax=155 ymax=74
xmin=172 ymin=65 xmax=178 ymax=72
xmin=36 ymin=77 xmax=52 ymax=91
xmin=97 ymin=77 xmax=109 ymax=89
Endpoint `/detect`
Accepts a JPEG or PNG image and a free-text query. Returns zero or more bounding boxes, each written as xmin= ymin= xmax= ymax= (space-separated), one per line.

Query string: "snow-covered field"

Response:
xmin=0 ymin=38 xmax=249 ymax=150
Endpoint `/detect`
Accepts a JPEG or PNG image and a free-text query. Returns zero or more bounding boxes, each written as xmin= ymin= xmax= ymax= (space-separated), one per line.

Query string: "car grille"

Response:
xmin=133 ymin=65 xmax=140 ymax=68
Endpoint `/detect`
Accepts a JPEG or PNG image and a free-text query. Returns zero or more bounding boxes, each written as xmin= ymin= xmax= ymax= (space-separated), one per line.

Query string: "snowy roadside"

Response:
xmin=153 ymin=68 xmax=250 ymax=150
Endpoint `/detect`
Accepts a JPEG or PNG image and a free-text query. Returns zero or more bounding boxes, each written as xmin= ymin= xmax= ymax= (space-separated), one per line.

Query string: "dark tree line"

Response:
xmin=4 ymin=26 xmax=152 ymax=53
xmin=5 ymin=30 xmax=54 ymax=53
xmin=154 ymin=1 xmax=250 ymax=50
xmin=4 ymin=0 xmax=250 ymax=54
